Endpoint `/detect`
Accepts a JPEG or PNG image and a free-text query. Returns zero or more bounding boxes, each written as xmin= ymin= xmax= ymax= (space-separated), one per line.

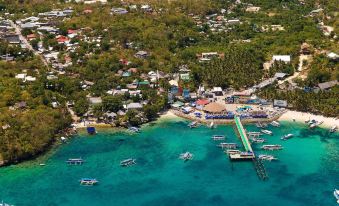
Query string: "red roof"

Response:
xmin=67 ymin=29 xmax=77 ymax=34
xmin=196 ymin=99 xmax=210 ymax=106
xmin=56 ymin=36 xmax=69 ymax=43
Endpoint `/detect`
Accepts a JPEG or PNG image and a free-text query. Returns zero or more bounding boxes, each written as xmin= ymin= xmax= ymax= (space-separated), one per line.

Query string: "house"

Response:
xmin=122 ymin=71 xmax=131 ymax=77
xmin=327 ymin=52 xmax=339 ymax=61
xmin=212 ymin=87 xmax=223 ymax=96
xmin=56 ymin=35 xmax=69 ymax=44
xmin=15 ymin=73 xmax=26 ymax=80
xmin=246 ymin=6 xmax=260 ymax=12
xmin=273 ymin=100 xmax=288 ymax=108
xmin=272 ymin=55 xmax=291 ymax=63
xmin=21 ymin=22 xmax=38 ymax=29
xmin=197 ymin=52 xmax=223 ymax=62
xmin=180 ymin=73 xmax=190 ymax=81
xmin=83 ymin=9 xmax=93 ymax=14
xmin=0 ymin=55 xmax=14 ymax=61
xmin=274 ymin=72 xmax=287 ymax=80
xmin=4 ymin=35 xmax=21 ymax=44
xmin=134 ymin=51 xmax=148 ymax=59
xmin=300 ymin=43 xmax=311 ymax=54
xmin=88 ymin=97 xmax=102 ymax=105
xmin=126 ymin=102 xmax=143 ymax=110
xmin=318 ymin=80 xmax=338 ymax=91
xmin=111 ymin=8 xmax=128 ymax=14
xmin=15 ymin=101 xmax=27 ymax=109
xmin=27 ymin=34 xmax=36 ymax=41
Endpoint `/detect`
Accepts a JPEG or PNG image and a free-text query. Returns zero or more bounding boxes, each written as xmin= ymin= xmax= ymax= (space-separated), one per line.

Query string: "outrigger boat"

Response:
xmin=261 ymin=144 xmax=283 ymax=151
xmin=330 ymin=125 xmax=338 ymax=133
xmin=66 ymin=158 xmax=84 ymax=165
xmin=270 ymin=121 xmax=280 ymax=127
xmin=259 ymin=154 xmax=277 ymax=161
xmin=251 ymin=137 xmax=266 ymax=143
xmin=79 ymin=178 xmax=98 ymax=186
xmin=217 ymin=143 xmax=237 ymax=149
xmin=261 ymin=129 xmax=273 ymax=135
xmin=310 ymin=120 xmax=323 ymax=129
xmin=128 ymin=127 xmax=140 ymax=133
xmin=188 ymin=121 xmax=198 ymax=128
xmin=281 ymin=134 xmax=294 ymax=140
xmin=120 ymin=158 xmax=136 ymax=167
xmin=334 ymin=189 xmax=339 ymax=204
xmin=211 ymin=135 xmax=225 ymax=141
xmin=225 ymin=149 xmax=241 ymax=155
xmin=179 ymin=152 xmax=193 ymax=161
xmin=247 ymin=131 xmax=262 ymax=136
xmin=0 ymin=201 xmax=14 ymax=206
xmin=255 ymin=122 xmax=267 ymax=128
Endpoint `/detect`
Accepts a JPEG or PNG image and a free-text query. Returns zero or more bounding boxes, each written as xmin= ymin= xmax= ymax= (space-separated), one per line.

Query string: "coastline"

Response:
xmin=278 ymin=110 xmax=338 ymax=129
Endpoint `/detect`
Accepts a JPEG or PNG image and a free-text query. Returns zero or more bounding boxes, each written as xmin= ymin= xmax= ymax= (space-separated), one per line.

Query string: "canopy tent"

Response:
xmin=203 ymin=102 xmax=226 ymax=113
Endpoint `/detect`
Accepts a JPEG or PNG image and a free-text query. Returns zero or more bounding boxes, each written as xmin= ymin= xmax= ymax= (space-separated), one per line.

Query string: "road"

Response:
xmin=9 ymin=20 xmax=49 ymax=67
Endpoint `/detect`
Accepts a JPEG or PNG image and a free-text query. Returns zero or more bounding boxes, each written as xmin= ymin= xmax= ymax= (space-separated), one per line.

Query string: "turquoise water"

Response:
xmin=0 ymin=118 xmax=338 ymax=206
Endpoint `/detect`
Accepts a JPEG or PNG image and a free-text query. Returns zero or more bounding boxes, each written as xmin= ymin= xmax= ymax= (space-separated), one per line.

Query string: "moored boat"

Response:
xmin=251 ymin=137 xmax=266 ymax=143
xmin=330 ymin=125 xmax=337 ymax=133
xmin=120 ymin=158 xmax=136 ymax=167
xmin=281 ymin=133 xmax=294 ymax=140
xmin=179 ymin=152 xmax=193 ymax=161
xmin=217 ymin=143 xmax=237 ymax=149
xmin=259 ymin=154 xmax=277 ymax=161
xmin=261 ymin=144 xmax=283 ymax=150
xmin=0 ymin=201 xmax=14 ymax=206
xmin=225 ymin=149 xmax=241 ymax=155
xmin=128 ymin=127 xmax=140 ymax=133
xmin=79 ymin=178 xmax=98 ymax=186
xmin=334 ymin=189 xmax=339 ymax=204
xmin=66 ymin=158 xmax=84 ymax=165
xmin=211 ymin=135 xmax=225 ymax=141
xmin=255 ymin=122 xmax=267 ymax=128
xmin=261 ymin=129 xmax=273 ymax=135
xmin=270 ymin=121 xmax=280 ymax=127
xmin=87 ymin=126 xmax=96 ymax=135
xmin=188 ymin=121 xmax=198 ymax=128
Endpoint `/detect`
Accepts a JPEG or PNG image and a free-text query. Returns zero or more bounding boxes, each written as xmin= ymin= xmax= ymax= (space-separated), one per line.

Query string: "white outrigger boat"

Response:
xmin=217 ymin=143 xmax=237 ymax=149
xmin=281 ymin=133 xmax=294 ymax=140
xmin=255 ymin=122 xmax=267 ymax=128
xmin=179 ymin=152 xmax=193 ymax=161
xmin=120 ymin=158 xmax=136 ymax=167
xmin=128 ymin=127 xmax=140 ymax=133
xmin=79 ymin=178 xmax=98 ymax=186
xmin=309 ymin=120 xmax=323 ymax=129
xmin=261 ymin=129 xmax=273 ymax=135
xmin=270 ymin=121 xmax=280 ymax=127
xmin=188 ymin=121 xmax=198 ymax=128
xmin=262 ymin=144 xmax=283 ymax=151
xmin=330 ymin=125 xmax=337 ymax=133
xmin=0 ymin=201 xmax=14 ymax=206
xmin=225 ymin=149 xmax=241 ymax=155
xmin=251 ymin=137 xmax=266 ymax=143
xmin=258 ymin=154 xmax=277 ymax=161
xmin=334 ymin=189 xmax=339 ymax=204
xmin=211 ymin=135 xmax=225 ymax=141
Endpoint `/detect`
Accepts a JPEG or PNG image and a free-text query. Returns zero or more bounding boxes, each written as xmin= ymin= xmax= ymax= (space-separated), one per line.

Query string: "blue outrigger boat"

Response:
xmin=87 ymin=126 xmax=96 ymax=135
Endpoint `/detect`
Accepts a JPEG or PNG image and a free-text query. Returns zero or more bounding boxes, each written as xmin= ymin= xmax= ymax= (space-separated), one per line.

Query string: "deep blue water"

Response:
xmin=0 ymin=118 xmax=338 ymax=206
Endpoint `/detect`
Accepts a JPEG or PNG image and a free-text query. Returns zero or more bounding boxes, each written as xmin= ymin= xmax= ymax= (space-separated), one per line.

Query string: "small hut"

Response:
xmin=203 ymin=102 xmax=226 ymax=114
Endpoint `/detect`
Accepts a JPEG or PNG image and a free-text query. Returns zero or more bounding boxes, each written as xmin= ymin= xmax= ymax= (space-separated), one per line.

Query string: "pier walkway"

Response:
xmin=234 ymin=116 xmax=255 ymax=156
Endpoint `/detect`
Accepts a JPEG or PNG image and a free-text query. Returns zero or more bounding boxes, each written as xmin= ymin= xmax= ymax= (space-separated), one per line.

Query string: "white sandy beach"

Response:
xmin=279 ymin=110 xmax=339 ymax=129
